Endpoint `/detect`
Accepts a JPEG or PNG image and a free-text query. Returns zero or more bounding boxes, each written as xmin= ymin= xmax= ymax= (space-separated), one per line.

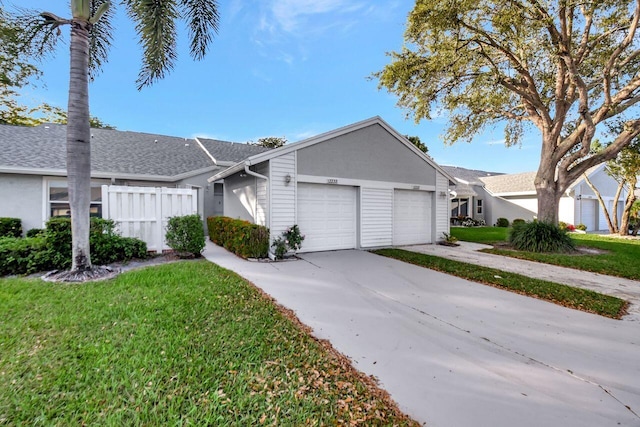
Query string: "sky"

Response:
xmin=12 ymin=0 xmax=543 ymax=173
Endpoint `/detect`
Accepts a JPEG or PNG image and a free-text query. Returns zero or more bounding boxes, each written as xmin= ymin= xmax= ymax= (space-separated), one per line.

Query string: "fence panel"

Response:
xmin=102 ymin=185 xmax=198 ymax=252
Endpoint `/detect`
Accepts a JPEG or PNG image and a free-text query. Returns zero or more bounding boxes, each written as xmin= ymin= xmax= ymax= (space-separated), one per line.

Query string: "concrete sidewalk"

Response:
xmin=404 ymin=242 xmax=640 ymax=321
xmin=201 ymin=242 xmax=640 ymax=427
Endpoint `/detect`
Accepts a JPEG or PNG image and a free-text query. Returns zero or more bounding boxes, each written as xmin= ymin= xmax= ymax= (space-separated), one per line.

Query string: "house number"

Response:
xmin=327 ymin=179 xmax=338 ymax=184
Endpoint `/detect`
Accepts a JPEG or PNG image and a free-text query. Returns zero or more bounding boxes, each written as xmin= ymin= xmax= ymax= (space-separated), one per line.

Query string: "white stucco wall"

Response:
xmin=0 ymin=174 xmax=44 ymax=234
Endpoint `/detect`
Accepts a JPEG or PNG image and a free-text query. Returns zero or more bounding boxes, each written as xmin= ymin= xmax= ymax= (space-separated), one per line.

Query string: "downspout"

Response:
xmin=244 ymin=164 xmax=268 ymax=181
xmin=244 ymin=164 xmax=273 ymax=259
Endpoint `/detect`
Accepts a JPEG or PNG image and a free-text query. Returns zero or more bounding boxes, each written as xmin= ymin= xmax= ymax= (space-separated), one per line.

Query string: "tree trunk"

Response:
xmin=582 ymin=173 xmax=617 ymax=233
xmin=535 ymin=163 xmax=562 ymax=224
xmin=67 ymin=19 xmax=92 ymax=272
xmin=619 ymin=177 xmax=637 ymax=236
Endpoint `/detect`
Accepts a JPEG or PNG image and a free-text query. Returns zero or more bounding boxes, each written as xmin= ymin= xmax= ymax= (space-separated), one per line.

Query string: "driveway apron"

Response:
xmin=202 ymin=242 xmax=640 ymax=427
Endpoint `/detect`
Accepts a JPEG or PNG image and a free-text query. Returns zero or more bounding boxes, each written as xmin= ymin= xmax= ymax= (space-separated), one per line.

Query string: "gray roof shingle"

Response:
xmin=197 ymin=138 xmax=271 ymax=163
xmin=0 ymin=123 xmax=271 ymax=179
xmin=480 ymin=171 xmax=538 ymax=194
xmin=441 ymin=166 xmax=504 ymax=197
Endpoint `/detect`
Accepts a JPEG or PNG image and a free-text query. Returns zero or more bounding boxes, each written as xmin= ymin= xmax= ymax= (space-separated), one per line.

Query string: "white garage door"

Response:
xmin=580 ymin=199 xmax=597 ymax=232
xmin=394 ymin=190 xmax=432 ymax=245
xmin=297 ymin=183 xmax=357 ymax=252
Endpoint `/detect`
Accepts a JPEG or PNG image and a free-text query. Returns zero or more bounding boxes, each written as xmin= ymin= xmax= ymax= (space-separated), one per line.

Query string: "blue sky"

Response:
xmin=13 ymin=0 xmax=542 ymax=173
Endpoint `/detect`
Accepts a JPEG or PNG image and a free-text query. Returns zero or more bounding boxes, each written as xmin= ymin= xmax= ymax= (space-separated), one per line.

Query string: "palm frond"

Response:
xmin=12 ymin=7 xmax=67 ymax=59
xmin=179 ymin=0 xmax=220 ymax=60
xmin=124 ymin=0 xmax=178 ymax=89
xmin=88 ymin=0 xmax=114 ymax=80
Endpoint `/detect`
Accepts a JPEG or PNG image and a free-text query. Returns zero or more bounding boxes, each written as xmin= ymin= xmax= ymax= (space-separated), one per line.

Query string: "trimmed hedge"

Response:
xmin=207 ymin=216 xmax=269 ymax=259
xmin=496 ymin=217 xmax=510 ymax=227
xmin=0 ymin=236 xmax=50 ymax=275
xmin=0 ymin=218 xmax=22 ymax=238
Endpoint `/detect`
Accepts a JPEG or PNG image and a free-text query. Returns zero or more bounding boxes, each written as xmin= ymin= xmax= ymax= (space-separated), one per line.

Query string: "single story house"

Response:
xmin=208 ymin=116 xmax=455 ymax=253
xmin=0 ymin=123 xmax=269 ymax=233
xmin=443 ymin=165 xmax=627 ymax=231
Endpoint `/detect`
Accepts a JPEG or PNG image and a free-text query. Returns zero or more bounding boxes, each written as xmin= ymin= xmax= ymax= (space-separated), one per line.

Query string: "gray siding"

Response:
xmin=0 ymin=174 xmax=43 ymax=233
xmin=270 ymin=153 xmax=296 ymax=243
xmin=223 ymin=173 xmax=257 ymax=222
xmin=297 ymin=124 xmax=436 ymax=186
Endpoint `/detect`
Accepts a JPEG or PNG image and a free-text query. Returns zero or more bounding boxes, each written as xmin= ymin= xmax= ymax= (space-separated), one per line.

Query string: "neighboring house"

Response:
xmin=444 ymin=164 xmax=627 ymax=231
xmin=0 ymin=123 xmax=269 ymax=233
xmin=440 ymin=166 xmax=503 ymax=223
xmin=208 ymin=116 xmax=455 ymax=254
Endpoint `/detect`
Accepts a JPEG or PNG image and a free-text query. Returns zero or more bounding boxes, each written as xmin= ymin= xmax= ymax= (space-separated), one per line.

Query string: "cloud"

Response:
xmin=484 ymin=138 xmax=506 ymax=146
xmin=270 ymin=0 xmax=365 ymax=33
xmin=293 ymin=130 xmax=318 ymax=140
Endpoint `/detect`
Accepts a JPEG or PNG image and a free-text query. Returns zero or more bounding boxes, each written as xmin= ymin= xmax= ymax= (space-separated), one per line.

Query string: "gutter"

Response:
xmin=244 ymin=164 xmax=268 ymax=181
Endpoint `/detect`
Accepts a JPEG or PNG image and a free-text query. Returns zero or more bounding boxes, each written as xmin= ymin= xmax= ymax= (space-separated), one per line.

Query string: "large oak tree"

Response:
xmin=19 ymin=0 xmax=219 ymax=276
xmin=378 ymin=0 xmax=640 ymax=223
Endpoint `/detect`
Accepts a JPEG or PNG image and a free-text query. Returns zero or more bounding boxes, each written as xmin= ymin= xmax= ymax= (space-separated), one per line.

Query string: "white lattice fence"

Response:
xmin=101 ymin=185 xmax=198 ymax=252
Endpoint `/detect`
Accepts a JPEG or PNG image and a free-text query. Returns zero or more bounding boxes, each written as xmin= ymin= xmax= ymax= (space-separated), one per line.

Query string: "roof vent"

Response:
xmin=154 ymin=139 xmax=158 ymax=143
xmin=185 ymin=143 xmax=189 ymax=147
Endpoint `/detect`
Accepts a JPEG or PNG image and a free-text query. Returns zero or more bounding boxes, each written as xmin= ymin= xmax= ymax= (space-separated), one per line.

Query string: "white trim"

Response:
xmin=487 ymin=190 xmax=538 ymax=197
xmin=1 ymin=165 xmax=219 ymax=182
xmin=297 ymin=174 xmax=436 ymax=192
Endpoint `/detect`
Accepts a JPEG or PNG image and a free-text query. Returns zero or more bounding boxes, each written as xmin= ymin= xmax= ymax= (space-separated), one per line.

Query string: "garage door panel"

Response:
xmin=394 ymin=190 xmax=432 ymax=246
xmin=297 ymin=183 xmax=356 ymax=252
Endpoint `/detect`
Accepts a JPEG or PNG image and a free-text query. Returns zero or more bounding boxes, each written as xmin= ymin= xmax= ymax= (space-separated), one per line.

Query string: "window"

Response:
xmin=48 ymin=180 xmax=103 ymax=218
xmin=476 ymin=199 xmax=483 ymax=215
xmin=451 ymin=198 xmax=469 ymax=217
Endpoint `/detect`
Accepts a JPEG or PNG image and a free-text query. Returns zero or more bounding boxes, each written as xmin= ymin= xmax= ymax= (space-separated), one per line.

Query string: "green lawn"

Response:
xmin=373 ymin=248 xmax=627 ymax=319
xmin=0 ymin=261 xmax=416 ymax=426
xmin=451 ymin=227 xmax=640 ymax=280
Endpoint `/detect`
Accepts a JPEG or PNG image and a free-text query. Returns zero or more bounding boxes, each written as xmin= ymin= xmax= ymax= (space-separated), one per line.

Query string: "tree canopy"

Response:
xmin=253 ymin=136 xmax=287 ymax=149
xmin=378 ymin=0 xmax=640 ymax=223
xmin=404 ymin=135 xmax=428 ymax=153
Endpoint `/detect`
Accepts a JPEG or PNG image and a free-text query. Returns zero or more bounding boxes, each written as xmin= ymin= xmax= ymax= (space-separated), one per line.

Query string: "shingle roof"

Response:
xmin=480 ymin=171 xmax=538 ymax=194
xmin=441 ymin=166 xmax=504 ymax=197
xmin=0 ymin=123 xmax=270 ymax=179
xmin=441 ymin=166 xmax=504 ymax=184
xmin=197 ymin=138 xmax=271 ymax=163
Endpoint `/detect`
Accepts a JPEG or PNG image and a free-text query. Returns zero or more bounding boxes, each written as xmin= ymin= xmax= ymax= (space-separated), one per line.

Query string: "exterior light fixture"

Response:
xmin=285 ymin=174 xmax=292 ymax=184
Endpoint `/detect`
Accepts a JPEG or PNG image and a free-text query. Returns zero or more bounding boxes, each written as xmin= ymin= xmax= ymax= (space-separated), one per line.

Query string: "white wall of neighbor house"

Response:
xmin=0 ymin=174 xmax=43 ymax=234
xmin=485 ymin=195 xmax=537 ymax=224
xmin=558 ymin=196 xmax=577 ymax=226
xmin=255 ymin=162 xmax=269 ymax=227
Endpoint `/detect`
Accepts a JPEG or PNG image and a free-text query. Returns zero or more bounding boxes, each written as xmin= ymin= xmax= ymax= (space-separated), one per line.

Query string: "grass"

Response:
xmin=372 ymin=248 xmax=627 ymax=319
xmin=0 ymin=261 xmax=417 ymax=426
xmin=451 ymin=226 xmax=640 ymax=280
xmin=450 ymin=226 xmax=509 ymax=244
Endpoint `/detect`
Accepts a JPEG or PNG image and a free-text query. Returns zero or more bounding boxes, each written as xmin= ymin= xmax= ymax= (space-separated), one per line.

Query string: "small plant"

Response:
xmin=462 ymin=218 xmax=476 ymax=227
xmin=440 ymin=232 xmax=458 ymax=246
xmin=271 ymin=225 xmax=305 ymax=260
xmin=496 ymin=217 xmax=509 ymax=227
xmin=512 ymin=218 xmax=525 ymax=226
xmin=576 ymin=223 xmax=587 ymax=231
xmin=509 ymin=221 xmax=575 ymax=253
xmin=166 ymin=214 xmax=205 ymax=257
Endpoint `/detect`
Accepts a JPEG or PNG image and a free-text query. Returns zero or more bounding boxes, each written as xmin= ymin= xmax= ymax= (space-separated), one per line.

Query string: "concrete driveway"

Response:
xmin=203 ymin=243 xmax=640 ymax=427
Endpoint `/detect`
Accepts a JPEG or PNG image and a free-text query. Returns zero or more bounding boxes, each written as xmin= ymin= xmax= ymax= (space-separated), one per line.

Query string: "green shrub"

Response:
xmin=512 ymin=218 xmax=525 ymax=226
xmin=496 ymin=217 xmax=510 ymax=227
xmin=558 ymin=221 xmax=568 ymax=230
xmin=0 ymin=218 xmax=22 ymax=238
xmin=576 ymin=223 xmax=587 ymax=231
xmin=509 ymin=221 xmax=575 ymax=253
xmin=0 ymin=236 xmax=50 ymax=276
xmin=271 ymin=225 xmax=305 ymax=260
xmin=26 ymin=228 xmax=45 ymax=238
xmin=165 ymin=214 xmax=205 ymax=256
xmin=207 ymin=216 xmax=269 ymax=258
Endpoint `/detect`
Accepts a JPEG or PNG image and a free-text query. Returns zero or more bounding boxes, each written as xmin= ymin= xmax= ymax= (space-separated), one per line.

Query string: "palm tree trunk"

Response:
xmin=67 ymin=19 xmax=92 ymax=271
xmin=582 ymin=173 xmax=617 ymax=233
xmin=619 ymin=177 xmax=637 ymax=236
